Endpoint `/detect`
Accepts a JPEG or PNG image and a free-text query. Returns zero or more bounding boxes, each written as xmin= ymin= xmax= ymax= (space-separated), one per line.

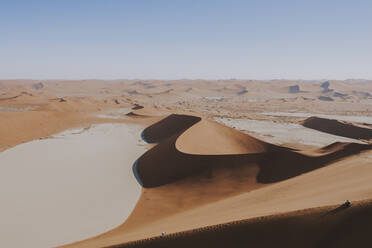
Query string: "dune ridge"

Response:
xmin=135 ymin=114 xmax=372 ymax=187
xmin=108 ymin=199 xmax=372 ymax=248
xmin=141 ymin=114 xmax=201 ymax=143
xmin=303 ymin=116 xmax=372 ymax=140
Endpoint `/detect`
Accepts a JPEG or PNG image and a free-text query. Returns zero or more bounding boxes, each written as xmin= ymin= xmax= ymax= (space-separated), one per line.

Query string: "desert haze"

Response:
xmin=0 ymin=79 xmax=372 ymax=248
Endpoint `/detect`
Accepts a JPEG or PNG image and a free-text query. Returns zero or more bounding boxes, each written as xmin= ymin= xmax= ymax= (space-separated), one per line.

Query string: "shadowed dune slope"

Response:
xmin=141 ymin=114 xmax=201 ymax=143
xmin=135 ymin=115 xmax=372 ymax=187
xmin=302 ymin=116 xmax=372 ymax=140
xmin=257 ymin=141 xmax=371 ymax=183
xmin=125 ymin=112 xmax=146 ymax=118
xmin=110 ymin=200 xmax=372 ymax=248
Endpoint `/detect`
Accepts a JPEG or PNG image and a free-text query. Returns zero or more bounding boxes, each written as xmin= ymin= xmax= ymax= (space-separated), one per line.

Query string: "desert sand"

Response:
xmin=1 ymin=79 xmax=372 ymax=248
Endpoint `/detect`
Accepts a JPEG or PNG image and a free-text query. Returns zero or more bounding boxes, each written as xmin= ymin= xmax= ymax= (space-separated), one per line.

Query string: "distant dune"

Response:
xmin=303 ymin=117 xmax=372 ymax=140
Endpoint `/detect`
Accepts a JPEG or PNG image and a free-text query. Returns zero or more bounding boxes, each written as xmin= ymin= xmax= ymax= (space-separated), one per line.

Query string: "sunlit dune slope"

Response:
xmin=176 ymin=119 xmax=275 ymax=155
xmin=303 ymin=116 xmax=372 ymax=140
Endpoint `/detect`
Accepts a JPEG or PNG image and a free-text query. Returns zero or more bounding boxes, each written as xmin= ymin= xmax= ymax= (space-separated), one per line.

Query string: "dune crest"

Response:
xmin=141 ymin=114 xmax=201 ymax=143
xmin=135 ymin=114 xmax=372 ymax=188
xmin=176 ymin=119 xmax=274 ymax=155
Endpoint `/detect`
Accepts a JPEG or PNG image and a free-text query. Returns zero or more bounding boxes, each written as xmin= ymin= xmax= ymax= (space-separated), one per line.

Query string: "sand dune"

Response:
xmin=64 ymin=114 xmax=372 ymax=248
xmin=85 ymin=147 xmax=372 ymax=248
xmin=303 ymin=117 xmax=372 ymax=141
xmin=111 ymin=200 xmax=372 ymax=248
xmin=262 ymin=112 xmax=372 ymax=124
xmin=125 ymin=148 xmax=372 ymax=243
xmin=135 ymin=115 xmax=371 ymax=187
xmin=135 ymin=115 xmax=277 ymax=187
xmin=213 ymin=117 xmax=365 ymax=147
xmin=176 ymin=119 xmax=274 ymax=155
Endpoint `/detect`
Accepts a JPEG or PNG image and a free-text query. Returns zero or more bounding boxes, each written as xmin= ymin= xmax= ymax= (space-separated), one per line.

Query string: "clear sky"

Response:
xmin=1 ymin=0 xmax=371 ymax=80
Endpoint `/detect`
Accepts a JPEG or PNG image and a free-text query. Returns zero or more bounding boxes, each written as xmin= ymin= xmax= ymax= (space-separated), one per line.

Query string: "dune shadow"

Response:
xmin=303 ymin=117 xmax=372 ymax=140
xmin=257 ymin=143 xmax=372 ymax=183
xmin=132 ymin=159 xmax=145 ymax=187
xmin=322 ymin=201 xmax=352 ymax=217
xmin=141 ymin=114 xmax=201 ymax=143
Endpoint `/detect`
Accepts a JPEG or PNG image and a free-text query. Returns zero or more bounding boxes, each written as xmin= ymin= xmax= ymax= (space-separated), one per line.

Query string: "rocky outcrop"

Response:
xmin=33 ymin=82 xmax=44 ymax=90
xmin=318 ymin=96 xmax=334 ymax=101
xmin=288 ymin=85 xmax=300 ymax=93
xmin=320 ymin=81 xmax=333 ymax=93
xmin=333 ymin=92 xmax=348 ymax=98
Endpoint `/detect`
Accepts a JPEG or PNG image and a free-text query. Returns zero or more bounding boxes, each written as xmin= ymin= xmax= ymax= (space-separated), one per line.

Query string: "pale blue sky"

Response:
xmin=1 ymin=0 xmax=371 ymax=79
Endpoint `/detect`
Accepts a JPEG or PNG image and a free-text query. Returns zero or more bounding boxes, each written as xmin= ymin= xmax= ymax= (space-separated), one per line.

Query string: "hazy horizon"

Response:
xmin=1 ymin=0 xmax=372 ymax=80
xmin=1 ymin=78 xmax=371 ymax=82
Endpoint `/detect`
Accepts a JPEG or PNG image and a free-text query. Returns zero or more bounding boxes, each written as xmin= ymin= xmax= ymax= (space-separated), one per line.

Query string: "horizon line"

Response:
xmin=1 ymin=78 xmax=371 ymax=82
